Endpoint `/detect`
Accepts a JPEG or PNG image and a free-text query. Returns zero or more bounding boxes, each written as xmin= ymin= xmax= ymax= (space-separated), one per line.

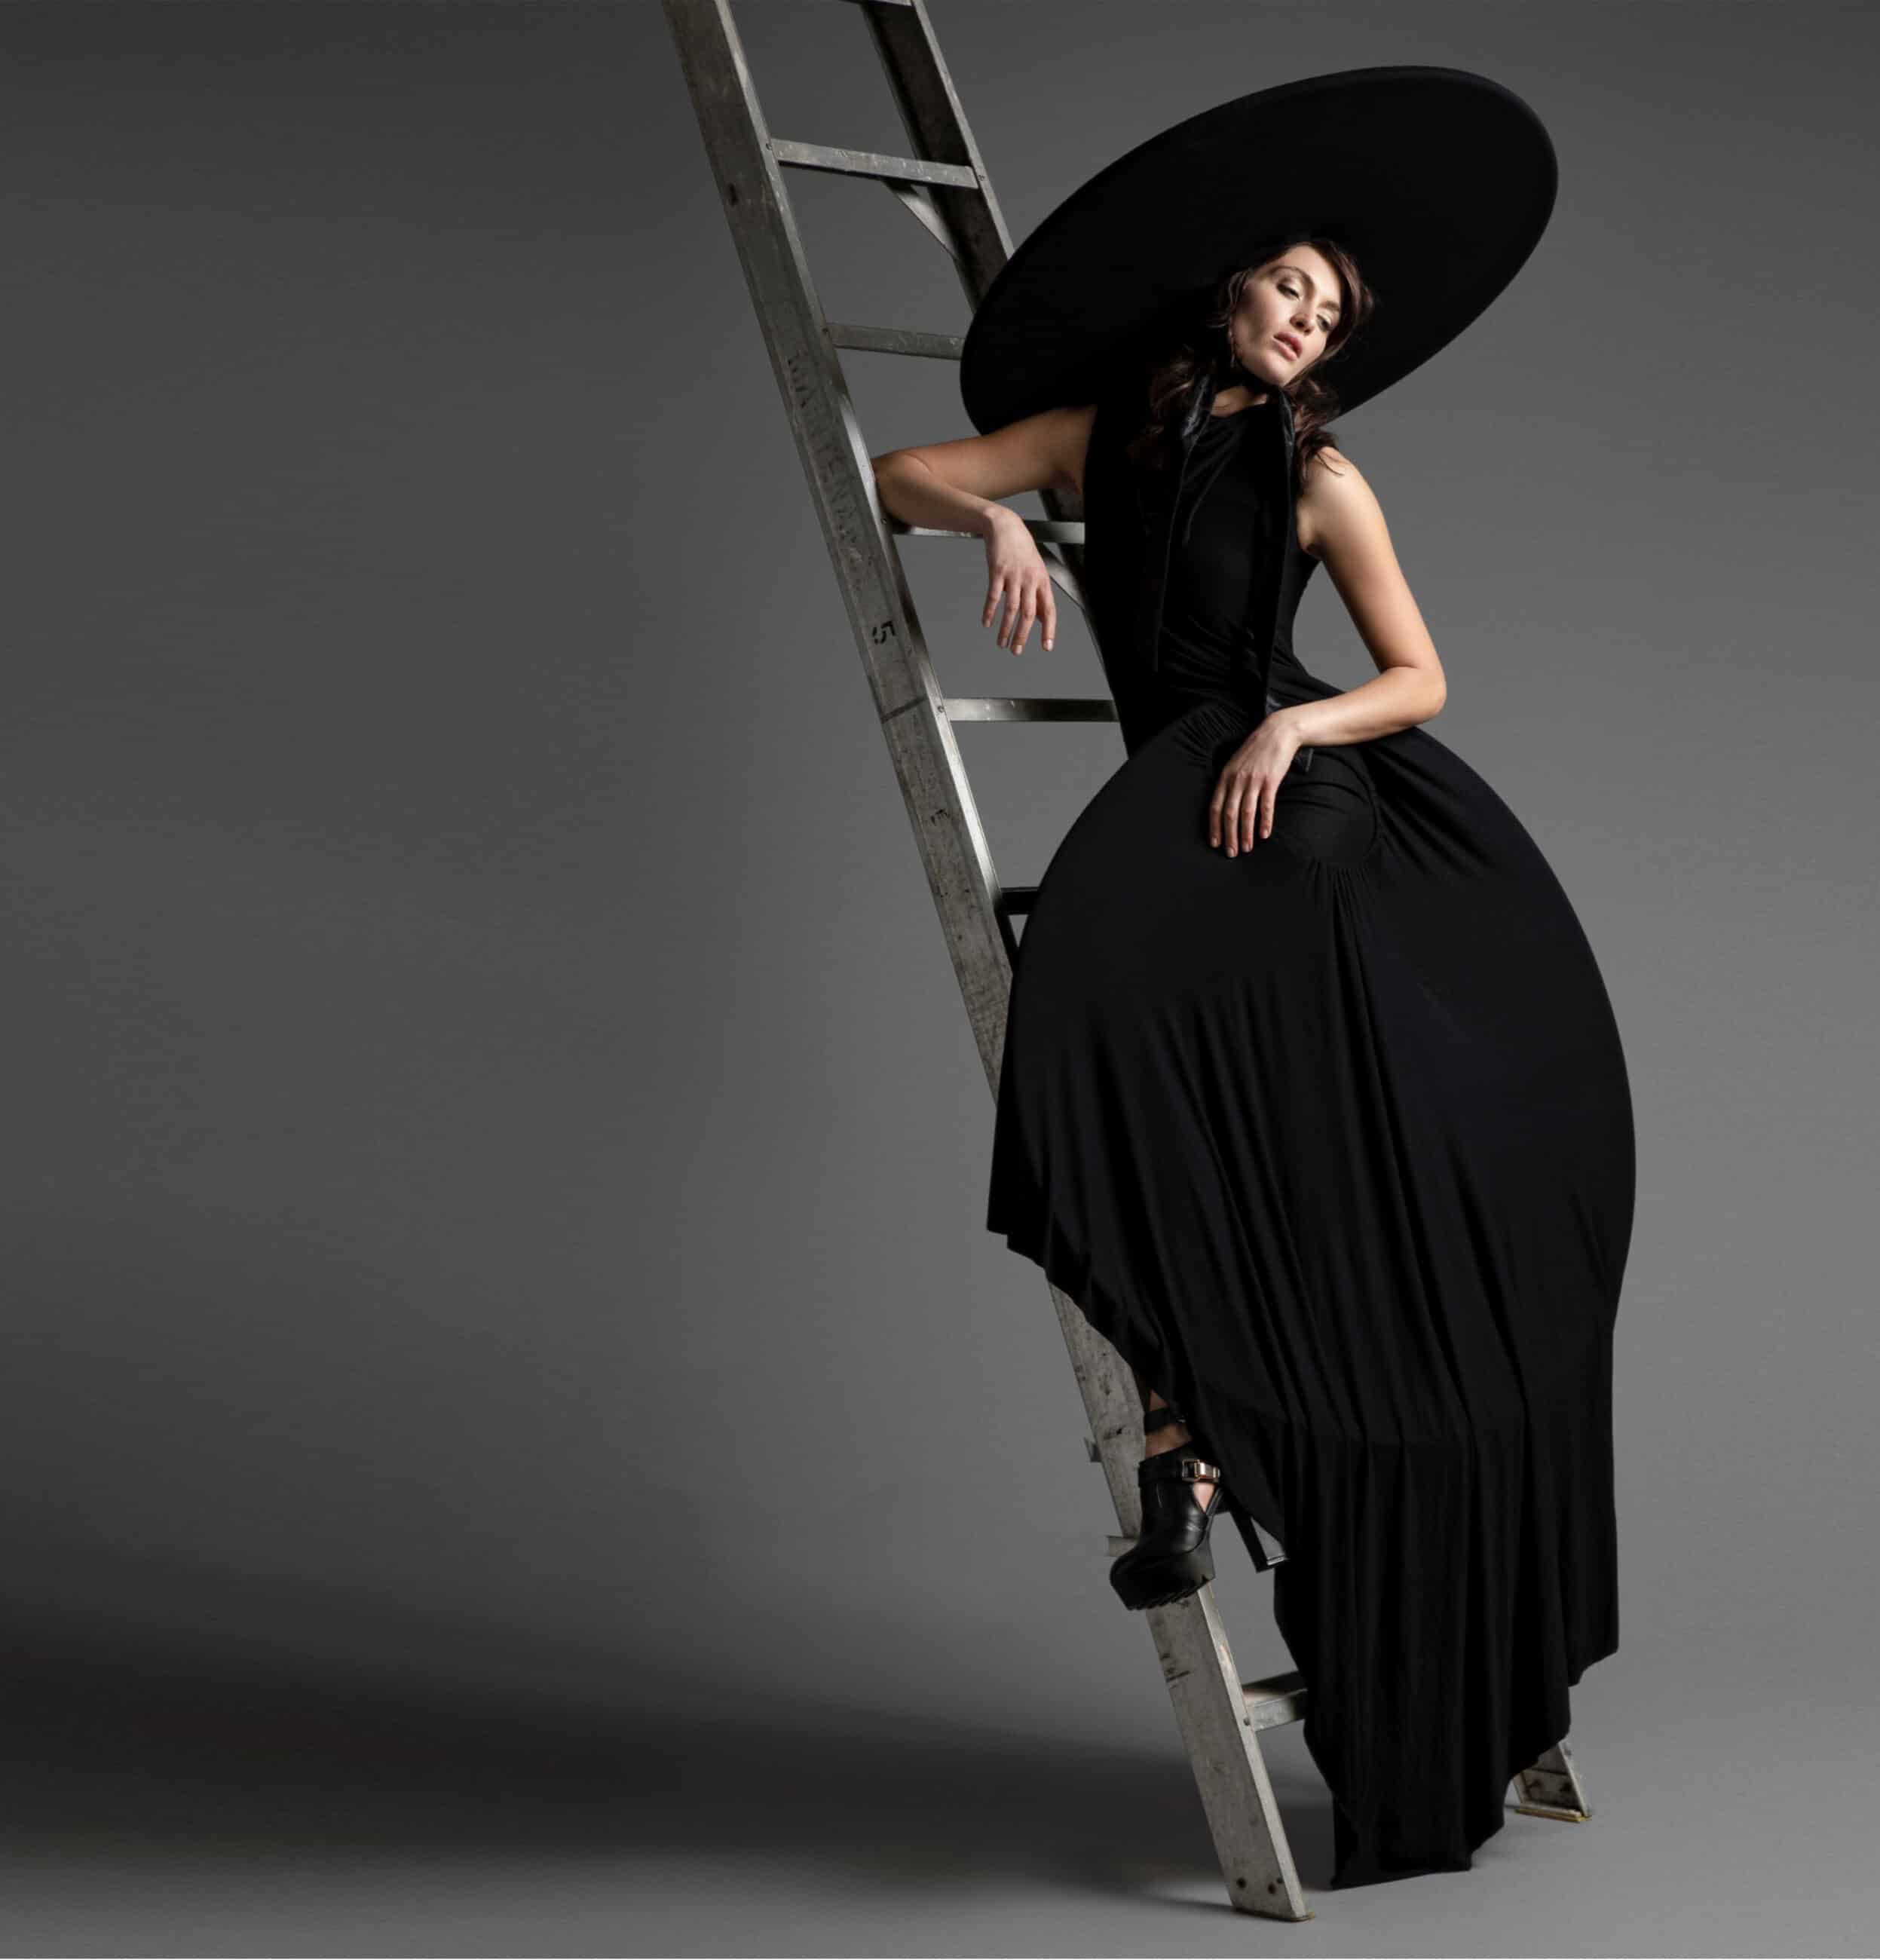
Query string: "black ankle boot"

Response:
xmin=1108 ymin=1404 xmax=1226 ymax=1612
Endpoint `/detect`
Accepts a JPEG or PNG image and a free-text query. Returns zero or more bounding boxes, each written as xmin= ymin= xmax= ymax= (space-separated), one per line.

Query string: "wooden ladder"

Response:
xmin=662 ymin=0 xmax=1590 ymax=1918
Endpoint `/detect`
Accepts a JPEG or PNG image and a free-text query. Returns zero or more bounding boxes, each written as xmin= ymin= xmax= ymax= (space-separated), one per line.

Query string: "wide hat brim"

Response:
xmin=959 ymin=65 xmax=1557 ymax=433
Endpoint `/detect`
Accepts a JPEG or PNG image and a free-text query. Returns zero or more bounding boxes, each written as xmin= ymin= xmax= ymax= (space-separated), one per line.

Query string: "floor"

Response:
xmin=2 ymin=1617 xmax=1872 ymax=1958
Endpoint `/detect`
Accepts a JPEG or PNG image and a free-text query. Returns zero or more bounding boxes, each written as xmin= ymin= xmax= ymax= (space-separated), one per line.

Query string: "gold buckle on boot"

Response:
xmin=1178 ymin=1456 xmax=1222 ymax=1482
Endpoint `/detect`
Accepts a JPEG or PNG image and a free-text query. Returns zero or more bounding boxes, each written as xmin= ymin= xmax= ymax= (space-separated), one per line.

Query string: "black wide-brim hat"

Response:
xmin=959 ymin=65 xmax=1557 ymax=433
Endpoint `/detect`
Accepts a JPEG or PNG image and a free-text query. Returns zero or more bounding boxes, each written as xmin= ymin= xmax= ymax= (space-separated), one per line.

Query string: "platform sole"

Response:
xmin=1109 ymin=1539 xmax=1216 ymax=1612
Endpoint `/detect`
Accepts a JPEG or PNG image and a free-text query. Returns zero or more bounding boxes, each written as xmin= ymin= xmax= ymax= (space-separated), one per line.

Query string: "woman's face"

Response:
xmin=1227 ymin=248 xmax=1344 ymax=387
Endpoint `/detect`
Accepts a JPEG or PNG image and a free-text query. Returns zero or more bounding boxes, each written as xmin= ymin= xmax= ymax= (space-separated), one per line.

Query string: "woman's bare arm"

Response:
xmin=870 ymin=405 xmax=1096 ymax=655
xmin=1279 ymin=449 xmax=1447 ymax=747
xmin=1210 ymin=448 xmax=1446 ymax=853
xmin=870 ymin=403 xmax=1095 ymax=532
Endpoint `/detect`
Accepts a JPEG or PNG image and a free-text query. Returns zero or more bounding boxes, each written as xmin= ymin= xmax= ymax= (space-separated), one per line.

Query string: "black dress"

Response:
xmin=984 ymin=375 xmax=1635 ymax=1889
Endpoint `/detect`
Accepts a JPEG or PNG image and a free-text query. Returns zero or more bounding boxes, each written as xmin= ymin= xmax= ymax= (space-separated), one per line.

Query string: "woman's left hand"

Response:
xmin=1210 ymin=712 xmax=1303 ymax=856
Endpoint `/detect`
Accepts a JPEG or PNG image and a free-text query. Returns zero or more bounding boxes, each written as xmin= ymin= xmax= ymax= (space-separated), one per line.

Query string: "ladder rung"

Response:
xmin=999 ymin=886 xmax=1039 ymax=917
xmin=770 ymin=138 xmax=980 ymax=191
xmin=896 ymin=519 xmax=1086 ymax=544
xmin=946 ymin=697 xmax=1116 ymax=723
xmin=1242 ymin=1670 xmax=1309 ymax=1731
xmin=827 ymin=322 xmax=963 ymax=360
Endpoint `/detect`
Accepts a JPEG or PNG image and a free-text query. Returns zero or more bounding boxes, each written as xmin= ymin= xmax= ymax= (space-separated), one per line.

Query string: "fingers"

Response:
xmin=1219 ymin=776 xmax=1245 ymax=856
xmin=1007 ymin=590 xmax=1037 ymax=653
xmin=1211 ymin=770 xmax=1280 ymax=855
xmin=986 ymin=579 xmax=1027 ymax=651
xmin=985 ymin=571 xmax=1055 ymax=654
xmin=1242 ymin=776 xmax=1275 ymax=851
xmin=1009 ymin=574 xmax=1052 ymax=654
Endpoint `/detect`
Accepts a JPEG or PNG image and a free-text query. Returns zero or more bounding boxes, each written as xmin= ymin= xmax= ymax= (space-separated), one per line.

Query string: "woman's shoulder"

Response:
xmin=1300 ymin=439 xmax=1362 ymax=489
xmin=1296 ymin=442 xmax=1379 ymax=559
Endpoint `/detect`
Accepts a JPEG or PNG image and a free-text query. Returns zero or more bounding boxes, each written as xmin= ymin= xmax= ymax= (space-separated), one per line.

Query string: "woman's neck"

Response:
xmin=1211 ymin=383 xmax=1271 ymax=417
xmin=1210 ymin=356 xmax=1271 ymax=417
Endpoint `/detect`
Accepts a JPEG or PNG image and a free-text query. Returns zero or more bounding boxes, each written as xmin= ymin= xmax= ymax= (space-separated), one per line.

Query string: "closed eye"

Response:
xmin=1279 ymin=283 xmax=1336 ymax=333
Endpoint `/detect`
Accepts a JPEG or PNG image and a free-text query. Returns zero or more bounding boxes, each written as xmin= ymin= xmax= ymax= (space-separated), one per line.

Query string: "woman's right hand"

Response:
xmin=981 ymin=507 xmax=1056 ymax=655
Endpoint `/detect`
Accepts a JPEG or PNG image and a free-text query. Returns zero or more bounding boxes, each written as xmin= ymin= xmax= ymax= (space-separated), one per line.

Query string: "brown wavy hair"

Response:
xmin=1124 ymin=237 xmax=1375 ymax=488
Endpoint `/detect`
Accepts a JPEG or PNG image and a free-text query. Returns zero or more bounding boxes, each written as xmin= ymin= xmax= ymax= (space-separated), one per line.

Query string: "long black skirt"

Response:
xmin=985 ymin=683 xmax=1634 ymax=1888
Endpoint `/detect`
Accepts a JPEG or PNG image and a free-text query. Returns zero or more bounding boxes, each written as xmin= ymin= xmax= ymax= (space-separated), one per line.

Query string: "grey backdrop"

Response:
xmin=2 ymin=2 xmax=1875 ymax=1954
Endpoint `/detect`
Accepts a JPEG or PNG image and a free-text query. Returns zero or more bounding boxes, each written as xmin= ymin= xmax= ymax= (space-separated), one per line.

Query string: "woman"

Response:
xmin=876 ymin=71 xmax=1635 ymax=1892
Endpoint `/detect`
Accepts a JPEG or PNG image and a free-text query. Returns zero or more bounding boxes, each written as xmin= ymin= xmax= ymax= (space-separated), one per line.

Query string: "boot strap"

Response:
xmin=1141 ymin=1448 xmax=1222 ymax=1484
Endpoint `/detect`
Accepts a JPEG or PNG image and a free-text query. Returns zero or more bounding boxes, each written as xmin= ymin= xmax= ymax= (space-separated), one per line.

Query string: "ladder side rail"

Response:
xmin=666 ymin=0 xmax=1312 ymax=1920
xmin=862 ymin=0 xmax=1093 ymax=623
xmin=859 ymin=0 xmax=1013 ymax=299
xmin=1047 ymin=1273 xmax=1308 ymax=1913
xmin=665 ymin=0 xmax=1015 ymax=1077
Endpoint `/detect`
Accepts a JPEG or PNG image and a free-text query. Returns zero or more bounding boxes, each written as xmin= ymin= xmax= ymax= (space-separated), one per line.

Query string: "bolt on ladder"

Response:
xmin=663 ymin=0 xmax=1591 ymax=1918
